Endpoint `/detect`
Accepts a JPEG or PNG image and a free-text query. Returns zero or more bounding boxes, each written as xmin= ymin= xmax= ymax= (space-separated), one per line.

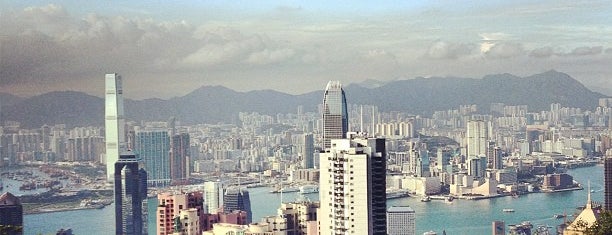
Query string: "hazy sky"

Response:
xmin=1 ymin=0 xmax=611 ymax=99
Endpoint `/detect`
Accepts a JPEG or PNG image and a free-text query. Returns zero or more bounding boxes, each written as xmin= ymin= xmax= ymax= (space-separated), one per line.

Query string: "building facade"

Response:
xmin=170 ymin=133 xmax=190 ymax=185
xmin=204 ymin=181 xmax=224 ymax=214
xmin=387 ymin=206 xmax=415 ymax=235
xmin=605 ymin=149 xmax=612 ymax=211
xmin=0 ymin=192 xmax=23 ymax=235
xmin=466 ymin=120 xmax=489 ymax=158
xmin=301 ymin=133 xmax=314 ymax=169
xmin=319 ymin=134 xmax=386 ymax=235
xmin=114 ymin=152 xmax=148 ymax=235
xmin=322 ymin=81 xmax=348 ymax=150
xmin=157 ymin=192 xmax=205 ymax=235
xmin=223 ymin=187 xmax=252 ymax=223
xmin=135 ymin=130 xmax=170 ymax=186
xmin=105 ymin=73 xmax=126 ymax=182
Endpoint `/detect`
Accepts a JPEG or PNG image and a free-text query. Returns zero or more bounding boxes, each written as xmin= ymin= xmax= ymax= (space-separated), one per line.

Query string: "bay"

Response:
xmin=24 ymin=165 xmax=603 ymax=235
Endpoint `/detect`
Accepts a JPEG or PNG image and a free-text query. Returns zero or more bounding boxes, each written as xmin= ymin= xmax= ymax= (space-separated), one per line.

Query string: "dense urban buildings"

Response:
xmin=319 ymin=134 xmax=387 ymax=235
xmin=114 ymin=152 xmax=148 ymax=235
xmin=105 ymin=73 xmax=126 ymax=182
xmin=321 ymin=81 xmax=348 ymax=150
xmin=387 ymin=206 xmax=415 ymax=235
xmin=0 ymin=192 xmax=23 ymax=235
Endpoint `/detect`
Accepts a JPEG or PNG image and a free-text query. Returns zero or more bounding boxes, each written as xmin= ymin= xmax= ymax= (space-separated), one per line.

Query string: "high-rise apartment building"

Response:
xmin=322 ymin=81 xmax=348 ymax=150
xmin=173 ymin=208 xmax=200 ymax=235
xmin=0 ymin=192 xmax=23 ymax=235
xmin=319 ymin=134 xmax=386 ymax=235
xmin=605 ymin=149 xmax=612 ymax=211
xmin=105 ymin=73 xmax=126 ymax=182
xmin=114 ymin=152 xmax=148 ymax=235
xmin=135 ymin=130 xmax=170 ymax=187
xmin=157 ymin=192 xmax=205 ymax=235
xmin=277 ymin=201 xmax=319 ymax=235
xmin=223 ymin=187 xmax=252 ymax=223
xmin=204 ymin=181 xmax=224 ymax=214
xmin=170 ymin=133 xmax=190 ymax=184
xmin=387 ymin=206 xmax=415 ymax=235
xmin=301 ymin=133 xmax=314 ymax=169
xmin=466 ymin=120 xmax=489 ymax=158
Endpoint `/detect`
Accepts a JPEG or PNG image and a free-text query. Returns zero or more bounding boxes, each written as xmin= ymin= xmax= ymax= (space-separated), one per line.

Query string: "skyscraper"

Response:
xmin=466 ymin=120 xmax=488 ymax=158
xmin=605 ymin=149 xmax=612 ymax=211
xmin=322 ymin=81 xmax=348 ymax=150
xmin=301 ymin=133 xmax=314 ymax=169
xmin=0 ymin=192 xmax=23 ymax=235
xmin=105 ymin=73 xmax=126 ymax=182
xmin=135 ymin=130 xmax=170 ymax=187
xmin=204 ymin=181 xmax=224 ymax=214
xmin=319 ymin=134 xmax=387 ymax=235
xmin=223 ymin=187 xmax=252 ymax=223
xmin=114 ymin=152 xmax=148 ymax=235
xmin=387 ymin=206 xmax=415 ymax=235
xmin=170 ymin=133 xmax=190 ymax=185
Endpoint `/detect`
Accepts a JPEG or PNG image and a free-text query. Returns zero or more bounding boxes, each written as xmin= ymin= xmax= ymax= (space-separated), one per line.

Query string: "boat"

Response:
xmin=421 ymin=196 xmax=431 ymax=202
xmin=270 ymin=186 xmax=300 ymax=193
xmin=299 ymin=185 xmax=319 ymax=194
xmin=553 ymin=214 xmax=566 ymax=219
xmin=503 ymin=208 xmax=515 ymax=213
xmin=385 ymin=189 xmax=409 ymax=199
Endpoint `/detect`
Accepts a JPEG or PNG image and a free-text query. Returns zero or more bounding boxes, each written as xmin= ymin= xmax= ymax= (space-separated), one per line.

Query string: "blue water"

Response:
xmin=24 ymin=166 xmax=603 ymax=235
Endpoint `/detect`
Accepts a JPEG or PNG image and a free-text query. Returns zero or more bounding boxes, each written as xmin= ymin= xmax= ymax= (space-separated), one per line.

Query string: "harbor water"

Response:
xmin=24 ymin=165 xmax=604 ymax=235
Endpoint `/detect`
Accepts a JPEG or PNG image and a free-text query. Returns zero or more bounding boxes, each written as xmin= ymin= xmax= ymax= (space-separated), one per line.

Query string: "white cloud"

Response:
xmin=425 ymin=41 xmax=476 ymax=59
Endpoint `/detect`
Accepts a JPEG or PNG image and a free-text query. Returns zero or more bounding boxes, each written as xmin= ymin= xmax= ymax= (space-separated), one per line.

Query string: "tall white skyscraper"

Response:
xmin=387 ymin=206 xmax=415 ymax=235
xmin=204 ymin=181 xmax=224 ymax=214
xmin=466 ymin=120 xmax=489 ymax=158
xmin=319 ymin=133 xmax=386 ymax=235
xmin=105 ymin=73 xmax=126 ymax=182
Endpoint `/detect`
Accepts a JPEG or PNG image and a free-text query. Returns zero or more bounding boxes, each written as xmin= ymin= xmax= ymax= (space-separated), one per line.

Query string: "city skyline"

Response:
xmin=1 ymin=1 xmax=612 ymax=99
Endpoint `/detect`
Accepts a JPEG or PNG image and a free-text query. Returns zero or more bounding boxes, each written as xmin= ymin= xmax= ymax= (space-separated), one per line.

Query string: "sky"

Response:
xmin=1 ymin=0 xmax=611 ymax=99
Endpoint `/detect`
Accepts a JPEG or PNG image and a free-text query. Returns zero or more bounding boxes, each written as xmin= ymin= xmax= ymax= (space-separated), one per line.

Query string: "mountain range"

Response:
xmin=0 ymin=70 xmax=607 ymax=128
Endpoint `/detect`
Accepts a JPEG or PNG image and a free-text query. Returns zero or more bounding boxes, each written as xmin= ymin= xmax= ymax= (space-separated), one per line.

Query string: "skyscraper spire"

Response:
xmin=322 ymin=81 xmax=348 ymax=150
xmin=586 ymin=180 xmax=592 ymax=209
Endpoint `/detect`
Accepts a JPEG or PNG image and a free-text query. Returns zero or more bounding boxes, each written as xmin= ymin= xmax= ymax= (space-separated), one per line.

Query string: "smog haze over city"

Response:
xmin=1 ymin=0 xmax=612 ymax=99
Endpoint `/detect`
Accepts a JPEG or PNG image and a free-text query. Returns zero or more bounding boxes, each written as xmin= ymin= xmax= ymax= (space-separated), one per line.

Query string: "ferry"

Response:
xmin=385 ymin=189 xmax=410 ymax=199
xmin=503 ymin=208 xmax=515 ymax=213
xmin=299 ymin=185 xmax=319 ymax=194
xmin=270 ymin=186 xmax=300 ymax=194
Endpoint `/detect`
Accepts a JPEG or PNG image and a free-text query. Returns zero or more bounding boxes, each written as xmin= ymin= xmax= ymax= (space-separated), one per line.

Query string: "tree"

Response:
xmin=586 ymin=210 xmax=612 ymax=235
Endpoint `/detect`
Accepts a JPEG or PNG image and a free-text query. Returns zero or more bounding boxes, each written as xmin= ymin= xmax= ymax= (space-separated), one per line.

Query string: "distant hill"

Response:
xmin=343 ymin=70 xmax=605 ymax=114
xmin=1 ymin=70 xmax=607 ymax=128
xmin=0 ymin=92 xmax=24 ymax=107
